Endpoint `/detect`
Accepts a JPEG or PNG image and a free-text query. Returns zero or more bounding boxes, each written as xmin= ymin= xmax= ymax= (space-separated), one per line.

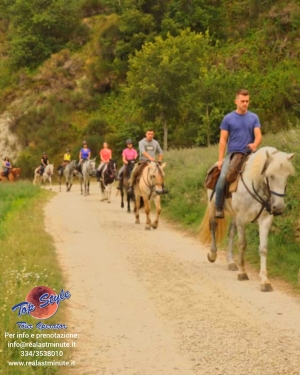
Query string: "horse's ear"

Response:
xmin=287 ymin=153 xmax=295 ymax=160
xmin=161 ymin=162 xmax=166 ymax=169
xmin=261 ymin=151 xmax=273 ymax=175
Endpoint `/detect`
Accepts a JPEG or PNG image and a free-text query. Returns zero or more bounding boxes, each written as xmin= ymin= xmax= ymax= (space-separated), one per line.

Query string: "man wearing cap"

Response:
xmin=116 ymin=139 xmax=138 ymax=188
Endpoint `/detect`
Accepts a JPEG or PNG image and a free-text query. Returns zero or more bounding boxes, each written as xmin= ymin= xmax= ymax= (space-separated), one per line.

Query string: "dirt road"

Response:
xmin=45 ymin=183 xmax=300 ymax=375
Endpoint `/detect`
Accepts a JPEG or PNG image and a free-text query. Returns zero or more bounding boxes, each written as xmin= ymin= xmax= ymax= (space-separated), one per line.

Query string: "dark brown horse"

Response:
xmin=120 ymin=160 xmax=136 ymax=212
xmin=0 ymin=168 xmax=21 ymax=182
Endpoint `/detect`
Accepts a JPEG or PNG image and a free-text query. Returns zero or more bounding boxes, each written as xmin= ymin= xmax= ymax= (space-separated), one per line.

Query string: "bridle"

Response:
xmin=142 ymin=162 xmax=164 ymax=199
xmin=241 ymin=173 xmax=287 ymax=222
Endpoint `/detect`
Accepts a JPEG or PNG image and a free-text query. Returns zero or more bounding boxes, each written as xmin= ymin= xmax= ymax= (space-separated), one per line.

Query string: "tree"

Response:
xmin=7 ymin=0 xmax=83 ymax=69
xmin=126 ymin=29 xmax=213 ymax=150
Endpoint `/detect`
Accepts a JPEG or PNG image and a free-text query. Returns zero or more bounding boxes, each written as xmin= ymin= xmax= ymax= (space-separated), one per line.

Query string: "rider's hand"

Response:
xmin=217 ymin=160 xmax=223 ymax=170
xmin=247 ymin=143 xmax=257 ymax=152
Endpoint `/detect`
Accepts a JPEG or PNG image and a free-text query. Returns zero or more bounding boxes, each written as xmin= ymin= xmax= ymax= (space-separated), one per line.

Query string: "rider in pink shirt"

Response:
xmin=116 ymin=139 xmax=138 ymax=185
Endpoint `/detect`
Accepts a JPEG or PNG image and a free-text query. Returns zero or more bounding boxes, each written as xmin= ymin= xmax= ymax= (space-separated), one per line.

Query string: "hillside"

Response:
xmin=0 ymin=1 xmax=300 ymax=175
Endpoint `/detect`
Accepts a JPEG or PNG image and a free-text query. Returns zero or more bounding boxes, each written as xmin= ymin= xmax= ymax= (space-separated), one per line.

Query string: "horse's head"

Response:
xmin=148 ymin=161 xmax=166 ymax=192
xmin=262 ymin=150 xmax=295 ymax=215
xmin=12 ymin=168 xmax=21 ymax=179
xmin=47 ymin=164 xmax=54 ymax=175
xmin=107 ymin=159 xmax=117 ymax=176
xmin=88 ymin=158 xmax=96 ymax=176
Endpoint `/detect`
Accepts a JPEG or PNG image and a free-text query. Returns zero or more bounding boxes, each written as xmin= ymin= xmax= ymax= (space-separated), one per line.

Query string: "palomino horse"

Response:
xmin=78 ymin=158 xmax=96 ymax=196
xmin=120 ymin=160 xmax=135 ymax=212
xmin=134 ymin=161 xmax=166 ymax=230
xmin=99 ymin=159 xmax=117 ymax=203
xmin=0 ymin=168 xmax=21 ymax=182
xmin=199 ymin=147 xmax=295 ymax=292
xmin=58 ymin=160 xmax=77 ymax=192
xmin=33 ymin=164 xmax=54 ymax=190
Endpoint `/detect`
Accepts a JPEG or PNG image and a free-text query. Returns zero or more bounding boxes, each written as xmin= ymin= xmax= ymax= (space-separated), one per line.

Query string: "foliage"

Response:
xmin=0 ymin=183 xmax=68 ymax=373
xmin=7 ymin=0 xmax=84 ymax=69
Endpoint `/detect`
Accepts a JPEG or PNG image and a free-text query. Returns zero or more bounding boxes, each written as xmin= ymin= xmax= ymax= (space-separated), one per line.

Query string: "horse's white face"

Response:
xmin=45 ymin=164 xmax=54 ymax=175
xmin=263 ymin=152 xmax=295 ymax=215
xmin=148 ymin=162 xmax=166 ymax=188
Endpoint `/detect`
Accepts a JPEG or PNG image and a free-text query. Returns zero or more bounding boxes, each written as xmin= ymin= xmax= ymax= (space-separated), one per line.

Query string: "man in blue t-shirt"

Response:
xmin=214 ymin=89 xmax=262 ymax=218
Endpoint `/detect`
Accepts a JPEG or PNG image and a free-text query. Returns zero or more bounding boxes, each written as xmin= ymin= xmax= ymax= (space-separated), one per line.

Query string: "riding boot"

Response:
xmin=95 ymin=170 xmax=100 ymax=182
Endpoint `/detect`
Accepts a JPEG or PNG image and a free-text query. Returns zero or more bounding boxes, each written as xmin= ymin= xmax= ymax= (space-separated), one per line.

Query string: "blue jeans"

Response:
xmin=215 ymin=153 xmax=232 ymax=208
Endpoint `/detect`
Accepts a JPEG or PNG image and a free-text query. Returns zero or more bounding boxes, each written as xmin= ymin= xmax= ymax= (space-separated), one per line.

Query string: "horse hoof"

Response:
xmin=207 ymin=252 xmax=217 ymax=263
xmin=228 ymin=263 xmax=238 ymax=271
xmin=135 ymin=220 xmax=140 ymax=224
xmin=127 ymin=210 xmax=131 ymax=213
xmin=238 ymin=273 xmax=249 ymax=281
xmin=152 ymin=224 xmax=158 ymax=229
xmin=261 ymin=283 xmax=273 ymax=292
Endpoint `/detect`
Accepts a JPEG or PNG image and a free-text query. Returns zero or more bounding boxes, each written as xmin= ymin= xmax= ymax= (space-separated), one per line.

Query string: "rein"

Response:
xmin=240 ymin=173 xmax=286 ymax=222
xmin=142 ymin=163 xmax=164 ymax=200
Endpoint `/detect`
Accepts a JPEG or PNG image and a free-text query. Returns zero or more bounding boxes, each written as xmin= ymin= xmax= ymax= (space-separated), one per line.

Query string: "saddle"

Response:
xmin=134 ymin=161 xmax=149 ymax=184
xmin=204 ymin=163 xmax=220 ymax=189
xmin=226 ymin=152 xmax=249 ymax=196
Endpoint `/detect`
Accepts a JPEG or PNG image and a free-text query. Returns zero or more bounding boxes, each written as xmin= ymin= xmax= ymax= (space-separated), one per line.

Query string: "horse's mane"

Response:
xmin=248 ymin=147 xmax=294 ymax=183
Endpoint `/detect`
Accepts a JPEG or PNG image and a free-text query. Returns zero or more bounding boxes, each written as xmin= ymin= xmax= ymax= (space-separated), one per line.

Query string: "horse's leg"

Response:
xmin=87 ymin=179 xmax=90 ymax=195
xmin=144 ymin=197 xmax=151 ymax=230
xmin=227 ymin=219 xmax=238 ymax=271
xmin=236 ymin=219 xmax=249 ymax=281
xmin=127 ymin=193 xmax=131 ymax=213
xmin=120 ymin=186 xmax=124 ymax=208
xmin=68 ymin=175 xmax=73 ymax=192
xmin=207 ymin=200 xmax=218 ymax=263
xmin=258 ymin=215 xmax=273 ymax=292
xmin=49 ymin=176 xmax=52 ymax=190
xmin=134 ymin=194 xmax=141 ymax=224
xmin=151 ymin=196 xmax=161 ymax=229
xmin=107 ymin=184 xmax=112 ymax=203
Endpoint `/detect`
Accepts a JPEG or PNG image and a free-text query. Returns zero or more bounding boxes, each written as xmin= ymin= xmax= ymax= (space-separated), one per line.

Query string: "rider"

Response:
xmin=78 ymin=141 xmax=91 ymax=173
xmin=57 ymin=149 xmax=71 ymax=172
xmin=127 ymin=129 xmax=169 ymax=195
xmin=116 ymin=139 xmax=138 ymax=189
xmin=214 ymin=88 xmax=262 ymax=218
xmin=2 ymin=156 xmax=12 ymax=176
xmin=96 ymin=142 xmax=112 ymax=181
xmin=39 ymin=152 xmax=49 ymax=176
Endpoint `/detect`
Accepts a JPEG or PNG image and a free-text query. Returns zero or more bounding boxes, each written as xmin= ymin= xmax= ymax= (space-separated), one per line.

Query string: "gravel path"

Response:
xmin=45 ymin=183 xmax=300 ymax=375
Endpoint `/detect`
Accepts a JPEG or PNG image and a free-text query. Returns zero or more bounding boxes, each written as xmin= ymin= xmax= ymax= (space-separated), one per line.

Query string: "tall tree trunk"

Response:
xmin=161 ymin=114 xmax=168 ymax=151
xmin=206 ymin=104 xmax=210 ymax=147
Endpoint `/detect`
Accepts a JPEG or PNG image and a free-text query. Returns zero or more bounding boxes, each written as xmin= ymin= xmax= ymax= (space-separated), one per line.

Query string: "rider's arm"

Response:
xmin=248 ymin=128 xmax=262 ymax=152
xmin=79 ymin=151 xmax=82 ymax=160
xmin=88 ymin=150 xmax=91 ymax=159
xmin=218 ymin=130 xmax=228 ymax=170
xmin=122 ymin=155 xmax=128 ymax=164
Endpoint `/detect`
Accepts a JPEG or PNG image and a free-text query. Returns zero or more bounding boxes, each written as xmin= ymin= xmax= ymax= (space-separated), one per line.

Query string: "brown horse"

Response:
xmin=0 ymin=168 xmax=21 ymax=182
xmin=133 ymin=161 xmax=166 ymax=230
xmin=120 ymin=160 xmax=136 ymax=212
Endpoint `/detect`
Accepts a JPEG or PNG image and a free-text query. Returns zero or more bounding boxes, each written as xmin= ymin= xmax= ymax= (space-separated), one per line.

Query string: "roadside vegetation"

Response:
xmin=163 ymin=129 xmax=300 ymax=288
xmin=1 ymin=1 xmax=300 ymax=175
xmin=0 ymin=183 xmax=67 ymax=374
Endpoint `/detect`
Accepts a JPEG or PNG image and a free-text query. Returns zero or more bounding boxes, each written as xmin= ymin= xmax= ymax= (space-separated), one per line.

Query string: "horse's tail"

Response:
xmin=199 ymin=202 xmax=227 ymax=245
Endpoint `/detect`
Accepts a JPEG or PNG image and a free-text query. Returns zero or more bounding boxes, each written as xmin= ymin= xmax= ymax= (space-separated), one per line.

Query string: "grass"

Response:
xmin=163 ymin=129 xmax=300 ymax=288
xmin=0 ymin=182 xmax=68 ymax=375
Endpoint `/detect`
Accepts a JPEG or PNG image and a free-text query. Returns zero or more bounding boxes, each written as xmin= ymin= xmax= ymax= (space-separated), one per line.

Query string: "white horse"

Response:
xmin=134 ymin=161 xmax=167 ymax=230
xmin=78 ymin=158 xmax=96 ymax=196
xmin=58 ymin=160 xmax=77 ymax=192
xmin=33 ymin=164 xmax=54 ymax=190
xmin=99 ymin=159 xmax=117 ymax=203
xmin=199 ymin=147 xmax=295 ymax=291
